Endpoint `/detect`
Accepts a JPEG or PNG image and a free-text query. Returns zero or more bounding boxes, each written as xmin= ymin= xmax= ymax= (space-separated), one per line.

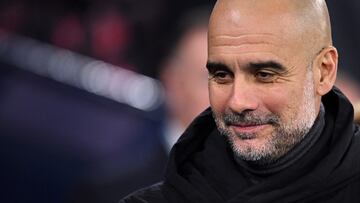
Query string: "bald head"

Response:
xmin=209 ymin=0 xmax=332 ymax=60
xmin=208 ymin=0 xmax=338 ymax=164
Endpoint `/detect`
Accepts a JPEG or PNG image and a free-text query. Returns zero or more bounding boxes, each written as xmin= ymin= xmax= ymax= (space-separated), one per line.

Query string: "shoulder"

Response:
xmin=119 ymin=182 xmax=166 ymax=203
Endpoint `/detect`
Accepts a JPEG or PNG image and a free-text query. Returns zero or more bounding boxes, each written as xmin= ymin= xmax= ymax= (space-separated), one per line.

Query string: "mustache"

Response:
xmin=222 ymin=111 xmax=280 ymax=126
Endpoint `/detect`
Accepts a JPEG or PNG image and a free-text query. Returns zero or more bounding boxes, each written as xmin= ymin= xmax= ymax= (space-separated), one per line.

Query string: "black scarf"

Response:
xmin=163 ymin=88 xmax=360 ymax=203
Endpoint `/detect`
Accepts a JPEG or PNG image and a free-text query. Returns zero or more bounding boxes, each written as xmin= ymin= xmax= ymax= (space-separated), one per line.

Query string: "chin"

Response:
xmin=232 ymin=134 xmax=283 ymax=162
xmin=231 ymin=136 xmax=267 ymax=158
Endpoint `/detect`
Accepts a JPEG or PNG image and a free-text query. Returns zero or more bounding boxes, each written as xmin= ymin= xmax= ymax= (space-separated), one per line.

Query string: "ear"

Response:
xmin=315 ymin=46 xmax=338 ymax=96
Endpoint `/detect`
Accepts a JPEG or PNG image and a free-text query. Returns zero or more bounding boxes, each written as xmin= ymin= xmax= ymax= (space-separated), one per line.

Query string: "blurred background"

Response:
xmin=0 ymin=0 xmax=359 ymax=203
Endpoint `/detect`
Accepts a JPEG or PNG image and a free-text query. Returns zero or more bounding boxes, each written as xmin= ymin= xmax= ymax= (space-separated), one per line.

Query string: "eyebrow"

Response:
xmin=206 ymin=61 xmax=231 ymax=73
xmin=206 ymin=60 xmax=286 ymax=74
xmin=248 ymin=61 xmax=287 ymax=72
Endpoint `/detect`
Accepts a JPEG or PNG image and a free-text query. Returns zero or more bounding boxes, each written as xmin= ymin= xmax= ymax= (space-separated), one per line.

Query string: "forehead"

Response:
xmin=208 ymin=33 xmax=284 ymax=55
xmin=208 ymin=30 xmax=293 ymax=69
xmin=208 ymin=1 xmax=305 ymax=67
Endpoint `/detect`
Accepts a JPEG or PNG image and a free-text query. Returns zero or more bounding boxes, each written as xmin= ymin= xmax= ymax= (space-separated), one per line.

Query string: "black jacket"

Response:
xmin=121 ymin=88 xmax=360 ymax=203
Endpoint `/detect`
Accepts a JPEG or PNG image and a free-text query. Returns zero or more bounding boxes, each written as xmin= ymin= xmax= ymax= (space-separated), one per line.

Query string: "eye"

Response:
xmin=255 ymin=71 xmax=276 ymax=82
xmin=209 ymin=70 xmax=233 ymax=84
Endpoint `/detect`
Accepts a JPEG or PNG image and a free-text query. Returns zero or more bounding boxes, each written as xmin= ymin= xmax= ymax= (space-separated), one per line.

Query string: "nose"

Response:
xmin=227 ymin=78 xmax=259 ymax=113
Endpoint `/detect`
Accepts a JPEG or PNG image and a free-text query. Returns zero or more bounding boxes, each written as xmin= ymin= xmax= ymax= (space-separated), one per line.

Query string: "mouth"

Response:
xmin=229 ymin=123 xmax=269 ymax=135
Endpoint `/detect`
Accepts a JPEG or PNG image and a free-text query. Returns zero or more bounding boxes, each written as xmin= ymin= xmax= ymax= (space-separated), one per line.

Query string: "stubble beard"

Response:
xmin=213 ymin=69 xmax=317 ymax=164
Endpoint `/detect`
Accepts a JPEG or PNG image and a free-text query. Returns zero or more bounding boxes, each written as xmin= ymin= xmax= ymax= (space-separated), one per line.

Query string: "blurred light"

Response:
xmin=0 ymin=33 xmax=164 ymax=111
xmin=126 ymin=76 xmax=163 ymax=110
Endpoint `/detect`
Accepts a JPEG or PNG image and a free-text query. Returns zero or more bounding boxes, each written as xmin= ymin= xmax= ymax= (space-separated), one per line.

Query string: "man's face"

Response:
xmin=207 ymin=2 xmax=321 ymax=163
xmin=162 ymin=28 xmax=209 ymax=128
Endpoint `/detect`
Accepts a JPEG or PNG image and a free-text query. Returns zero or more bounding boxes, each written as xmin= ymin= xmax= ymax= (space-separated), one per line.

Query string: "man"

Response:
xmin=121 ymin=0 xmax=360 ymax=202
xmin=159 ymin=7 xmax=210 ymax=152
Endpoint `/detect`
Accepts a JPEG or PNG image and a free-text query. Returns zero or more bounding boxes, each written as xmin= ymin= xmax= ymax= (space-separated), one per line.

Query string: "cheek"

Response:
xmin=209 ymin=82 xmax=304 ymax=119
xmin=209 ymin=84 xmax=232 ymax=113
xmin=260 ymin=87 xmax=302 ymax=118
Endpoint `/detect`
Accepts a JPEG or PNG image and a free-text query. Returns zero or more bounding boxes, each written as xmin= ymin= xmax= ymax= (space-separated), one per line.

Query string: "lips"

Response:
xmin=230 ymin=123 xmax=268 ymax=134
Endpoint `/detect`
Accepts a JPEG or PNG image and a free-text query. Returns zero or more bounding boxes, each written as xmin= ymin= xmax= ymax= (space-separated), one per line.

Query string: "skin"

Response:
xmin=161 ymin=27 xmax=209 ymax=128
xmin=207 ymin=0 xmax=338 ymax=163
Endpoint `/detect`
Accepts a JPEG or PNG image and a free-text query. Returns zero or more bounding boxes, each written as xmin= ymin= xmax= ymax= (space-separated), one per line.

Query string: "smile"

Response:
xmin=229 ymin=123 xmax=269 ymax=135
